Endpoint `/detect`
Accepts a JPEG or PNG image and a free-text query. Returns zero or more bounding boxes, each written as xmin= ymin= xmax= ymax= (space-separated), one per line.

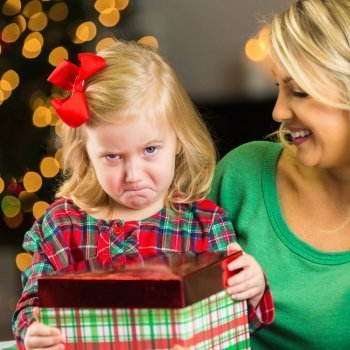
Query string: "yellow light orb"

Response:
xmin=98 ymin=8 xmax=120 ymax=27
xmin=2 ymin=0 xmax=21 ymax=16
xmin=33 ymin=106 xmax=51 ymax=127
xmin=96 ymin=37 xmax=116 ymax=52
xmin=14 ymin=15 xmax=26 ymax=33
xmin=28 ymin=11 xmax=48 ymax=32
xmin=48 ymin=2 xmax=69 ymax=22
xmin=2 ymin=70 xmax=20 ymax=90
xmin=4 ymin=211 xmax=23 ymax=229
xmin=16 ymin=253 xmax=33 ymax=271
xmin=1 ymin=195 xmax=21 ymax=218
xmin=0 ymin=80 xmax=12 ymax=92
xmin=94 ymin=0 xmax=116 ymax=13
xmin=0 ymin=178 xmax=4 ymax=193
xmin=18 ymin=191 xmax=38 ymax=212
xmin=1 ymin=23 xmax=21 ymax=43
xmin=33 ymin=201 xmax=49 ymax=219
xmin=49 ymin=46 xmax=68 ymax=67
xmin=49 ymin=106 xmax=59 ymax=126
xmin=138 ymin=36 xmax=158 ymax=49
xmin=0 ymin=87 xmax=12 ymax=101
xmin=54 ymin=120 xmax=63 ymax=137
xmin=245 ymin=38 xmax=267 ymax=62
xmin=23 ymin=0 xmax=42 ymax=18
xmin=40 ymin=157 xmax=60 ymax=178
xmin=76 ymin=22 xmax=97 ymax=42
xmin=115 ymin=0 xmax=129 ymax=10
xmin=23 ymin=32 xmax=43 ymax=59
xmin=23 ymin=171 xmax=42 ymax=193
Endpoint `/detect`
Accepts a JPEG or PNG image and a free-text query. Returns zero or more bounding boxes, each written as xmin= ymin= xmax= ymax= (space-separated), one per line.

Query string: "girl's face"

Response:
xmin=85 ymin=113 xmax=181 ymax=219
xmin=272 ymin=65 xmax=350 ymax=170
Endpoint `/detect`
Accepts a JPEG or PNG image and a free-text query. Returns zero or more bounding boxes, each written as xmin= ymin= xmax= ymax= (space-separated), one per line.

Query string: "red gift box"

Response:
xmin=39 ymin=251 xmax=242 ymax=308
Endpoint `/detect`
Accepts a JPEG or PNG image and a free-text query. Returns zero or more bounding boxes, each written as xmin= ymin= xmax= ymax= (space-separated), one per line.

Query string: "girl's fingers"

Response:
xmin=33 ymin=307 xmax=41 ymax=322
xmin=27 ymin=323 xmax=61 ymax=337
xmin=28 ymin=335 xmax=64 ymax=348
xmin=227 ymin=287 xmax=260 ymax=301
xmin=227 ymin=242 xmax=242 ymax=254
xmin=227 ymin=254 xmax=253 ymax=271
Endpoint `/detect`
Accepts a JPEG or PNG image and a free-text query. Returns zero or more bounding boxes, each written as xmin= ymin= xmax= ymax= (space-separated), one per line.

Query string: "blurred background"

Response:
xmin=0 ymin=0 xmax=290 ymax=340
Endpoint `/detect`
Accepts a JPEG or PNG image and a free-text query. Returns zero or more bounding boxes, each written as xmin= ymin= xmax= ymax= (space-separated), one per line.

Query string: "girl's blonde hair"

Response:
xmin=261 ymin=0 xmax=350 ymax=146
xmin=56 ymin=41 xmax=216 ymax=213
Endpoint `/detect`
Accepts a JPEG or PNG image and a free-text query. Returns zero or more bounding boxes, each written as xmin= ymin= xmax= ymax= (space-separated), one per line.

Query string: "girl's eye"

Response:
xmin=145 ymin=146 xmax=158 ymax=155
xmin=105 ymin=154 xmax=120 ymax=160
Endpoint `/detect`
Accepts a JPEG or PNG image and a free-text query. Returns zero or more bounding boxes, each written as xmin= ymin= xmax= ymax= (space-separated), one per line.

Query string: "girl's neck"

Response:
xmin=89 ymin=201 xmax=166 ymax=222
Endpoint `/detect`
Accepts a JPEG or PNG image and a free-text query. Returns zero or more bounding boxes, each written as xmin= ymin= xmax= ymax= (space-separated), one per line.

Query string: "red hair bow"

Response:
xmin=47 ymin=53 xmax=106 ymax=128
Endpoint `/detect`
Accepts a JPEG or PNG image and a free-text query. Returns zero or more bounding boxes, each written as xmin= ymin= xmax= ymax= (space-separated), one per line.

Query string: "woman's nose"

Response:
xmin=272 ymin=92 xmax=293 ymax=123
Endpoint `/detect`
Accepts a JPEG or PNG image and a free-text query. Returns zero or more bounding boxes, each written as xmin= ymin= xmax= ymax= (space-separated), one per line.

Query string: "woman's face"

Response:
xmin=272 ymin=65 xmax=350 ymax=170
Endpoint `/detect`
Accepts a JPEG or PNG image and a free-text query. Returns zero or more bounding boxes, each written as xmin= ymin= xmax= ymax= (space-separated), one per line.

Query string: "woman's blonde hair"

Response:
xmin=56 ymin=41 xmax=216 ymax=213
xmin=261 ymin=0 xmax=350 ymax=146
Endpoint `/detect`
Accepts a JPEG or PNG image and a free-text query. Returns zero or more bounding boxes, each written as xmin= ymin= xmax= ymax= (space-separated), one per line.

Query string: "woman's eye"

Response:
xmin=292 ymin=91 xmax=309 ymax=98
xmin=145 ymin=146 xmax=158 ymax=154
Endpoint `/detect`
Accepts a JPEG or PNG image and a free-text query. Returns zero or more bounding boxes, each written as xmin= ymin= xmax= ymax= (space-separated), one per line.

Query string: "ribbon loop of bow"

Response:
xmin=47 ymin=53 xmax=106 ymax=128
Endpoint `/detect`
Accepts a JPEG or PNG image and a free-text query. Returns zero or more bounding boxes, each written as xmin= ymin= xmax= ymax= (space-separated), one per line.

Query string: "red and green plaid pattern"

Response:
xmin=41 ymin=290 xmax=250 ymax=350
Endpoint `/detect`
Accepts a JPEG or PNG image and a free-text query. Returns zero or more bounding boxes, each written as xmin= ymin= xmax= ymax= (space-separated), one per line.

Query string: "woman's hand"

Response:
xmin=225 ymin=242 xmax=265 ymax=308
xmin=24 ymin=307 xmax=65 ymax=350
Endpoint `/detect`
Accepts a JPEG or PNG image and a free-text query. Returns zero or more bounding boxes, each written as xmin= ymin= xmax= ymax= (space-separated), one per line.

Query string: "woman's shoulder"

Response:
xmin=218 ymin=141 xmax=282 ymax=168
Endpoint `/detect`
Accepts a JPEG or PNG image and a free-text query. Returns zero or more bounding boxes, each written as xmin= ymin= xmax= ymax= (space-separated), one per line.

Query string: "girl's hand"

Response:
xmin=24 ymin=307 xmax=65 ymax=350
xmin=225 ymin=242 xmax=265 ymax=308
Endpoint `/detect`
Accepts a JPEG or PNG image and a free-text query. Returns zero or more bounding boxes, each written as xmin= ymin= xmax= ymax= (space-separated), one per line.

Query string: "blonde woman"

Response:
xmin=210 ymin=0 xmax=350 ymax=348
xmin=13 ymin=41 xmax=273 ymax=349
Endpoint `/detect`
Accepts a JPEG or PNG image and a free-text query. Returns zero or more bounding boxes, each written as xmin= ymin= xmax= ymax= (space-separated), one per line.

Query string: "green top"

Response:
xmin=209 ymin=141 xmax=350 ymax=349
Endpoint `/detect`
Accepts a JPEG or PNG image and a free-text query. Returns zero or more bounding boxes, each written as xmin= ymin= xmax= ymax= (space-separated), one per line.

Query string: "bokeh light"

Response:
xmin=2 ymin=70 xmax=20 ymax=91
xmin=2 ymin=0 xmax=22 ymax=16
xmin=75 ymin=21 xmax=97 ymax=42
xmin=23 ymin=32 xmax=43 ymax=59
xmin=23 ymin=0 xmax=42 ymax=18
xmin=138 ymin=36 xmax=159 ymax=49
xmin=33 ymin=201 xmax=49 ymax=219
xmin=48 ymin=2 xmax=69 ymax=22
xmin=14 ymin=14 xmax=26 ymax=33
xmin=96 ymin=37 xmax=116 ymax=52
xmin=245 ymin=37 xmax=267 ymax=62
xmin=28 ymin=11 xmax=48 ymax=32
xmin=23 ymin=171 xmax=42 ymax=193
xmin=2 ymin=195 xmax=21 ymax=218
xmin=48 ymin=46 xmax=68 ymax=66
xmin=16 ymin=253 xmax=33 ymax=271
xmin=4 ymin=211 xmax=23 ymax=229
xmin=115 ymin=0 xmax=129 ymax=10
xmin=0 ymin=178 xmax=4 ymax=194
xmin=33 ymin=106 xmax=52 ymax=127
xmin=94 ymin=0 xmax=116 ymax=13
xmin=1 ymin=23 xmax=21 ymax=43
xmin=19 ymin=191 xmax=38 ymax=212
xmin=98 ymin=8 xmax=120 ymax=27
xmin=40 ymin=157 xmax=60 ymax=178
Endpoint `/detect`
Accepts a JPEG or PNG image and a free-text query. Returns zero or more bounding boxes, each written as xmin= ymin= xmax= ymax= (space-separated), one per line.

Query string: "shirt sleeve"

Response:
xmin=12 ymin=218 xmax=56 ymax=348
xmin=247 ymin=282 xmax=275 ymax=333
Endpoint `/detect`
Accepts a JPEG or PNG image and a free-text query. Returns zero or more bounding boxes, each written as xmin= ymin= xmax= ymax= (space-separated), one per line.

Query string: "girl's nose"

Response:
xmin=125 ymin=161 xmax=142 ymax=183
xmin=272 ymin=92 xmax=293 ymax=124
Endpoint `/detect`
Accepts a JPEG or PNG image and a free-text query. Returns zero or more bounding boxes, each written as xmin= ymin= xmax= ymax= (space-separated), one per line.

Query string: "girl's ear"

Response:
xmin=176 ymin=139 xmax=182 ymax=155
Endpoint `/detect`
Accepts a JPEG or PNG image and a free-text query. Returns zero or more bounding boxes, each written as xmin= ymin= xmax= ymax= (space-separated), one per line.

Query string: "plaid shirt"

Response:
xmin=13 ymin=198 xmax=274 ymax=347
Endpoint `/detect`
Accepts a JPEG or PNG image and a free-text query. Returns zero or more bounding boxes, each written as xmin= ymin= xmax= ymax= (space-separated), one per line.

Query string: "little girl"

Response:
xmin=13 ymin=41 xmax=274 ymax=349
